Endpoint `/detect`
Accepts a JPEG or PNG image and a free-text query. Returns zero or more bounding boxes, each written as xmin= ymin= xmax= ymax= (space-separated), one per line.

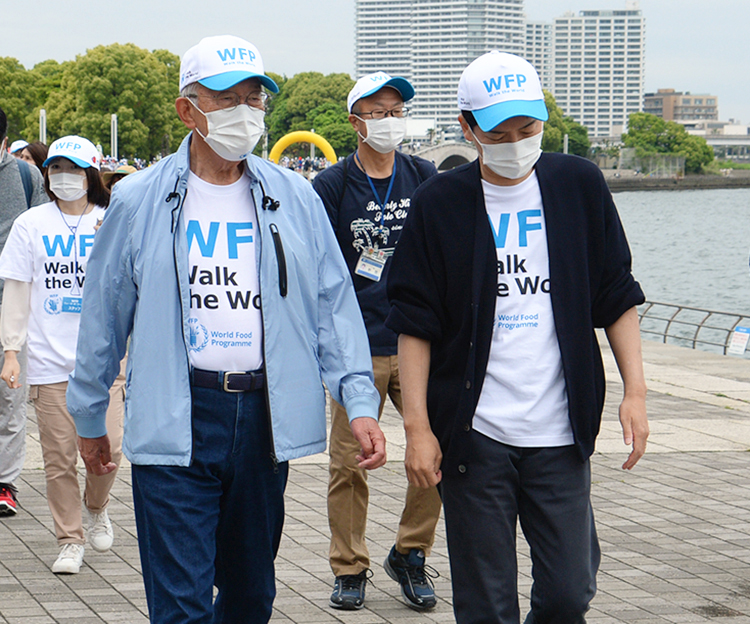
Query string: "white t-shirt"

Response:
xmin=473 ymin=173 xmax=573 ymax=447
xmin=183 ymin=171 xmax=263 ymax=371
xmin=0 ymin=201 xmax=105 ymax=384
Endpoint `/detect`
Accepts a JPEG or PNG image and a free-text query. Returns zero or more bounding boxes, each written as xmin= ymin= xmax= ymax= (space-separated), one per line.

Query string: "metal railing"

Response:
xmin=637 ymin=301 xmax=750 ymax=357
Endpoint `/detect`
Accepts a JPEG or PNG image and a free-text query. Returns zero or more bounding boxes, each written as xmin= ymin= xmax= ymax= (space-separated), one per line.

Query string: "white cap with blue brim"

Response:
xmin=347 ymin=72 xmax=415 ymax=113
xmin=179 ymin=35 xmax=279 ymax=94
xmin=43 ymin=136 xmax=100 ymax=170
xmin=458 ymin=51 xmax=548 ymax=132
xmin=9 ymin=140 xmax=28 ymax=154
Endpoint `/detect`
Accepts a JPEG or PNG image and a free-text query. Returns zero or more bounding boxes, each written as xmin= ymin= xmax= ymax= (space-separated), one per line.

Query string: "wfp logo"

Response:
xmin=187 ymin=318 xmax=209 ymax=352
xmin=44 ymin=294 xmax=63 ymax=315
xmin=52 ymin=140 xmax=82 ymax=153
xmin=483 ymin=74 xmax=528 ymax=93
xmin=216 ymin=48 xmax=256 ymax=64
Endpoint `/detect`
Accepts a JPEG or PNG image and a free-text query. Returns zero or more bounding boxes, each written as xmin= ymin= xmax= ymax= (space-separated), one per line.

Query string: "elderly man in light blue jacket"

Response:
xmin=66 ymin=35 xmax=385 ymax=624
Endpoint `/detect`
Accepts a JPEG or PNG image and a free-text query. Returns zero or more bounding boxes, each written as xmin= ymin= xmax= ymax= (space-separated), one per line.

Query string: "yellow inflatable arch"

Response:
xmin=268 ymin=131 xmax=337 ymax=165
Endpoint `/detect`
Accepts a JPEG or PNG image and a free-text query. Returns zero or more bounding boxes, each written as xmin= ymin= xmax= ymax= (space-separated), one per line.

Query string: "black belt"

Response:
xmin=191 ymin=368 xmax=265 ymax=393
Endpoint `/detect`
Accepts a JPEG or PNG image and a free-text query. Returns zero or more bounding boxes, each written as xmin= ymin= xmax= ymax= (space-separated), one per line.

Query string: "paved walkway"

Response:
xmin=4 ymin=335 xmax=750 ymax=623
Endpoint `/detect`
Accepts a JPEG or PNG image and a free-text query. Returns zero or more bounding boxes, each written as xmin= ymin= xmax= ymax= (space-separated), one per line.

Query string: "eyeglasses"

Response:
xmin=188 ymin=91 xmax=269 ymax=111
xmin=353 ymin=106 xmax=410 ymax=120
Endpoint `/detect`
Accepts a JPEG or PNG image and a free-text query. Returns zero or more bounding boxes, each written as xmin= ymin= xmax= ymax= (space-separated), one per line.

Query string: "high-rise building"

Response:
xmin=354 ymin=0 xmax=414 ymax=80
xmin=550 ymin=3 xmax=645 ymax=138
xmin=355 ymin=0 xmax=526 ymax=127
xmin=525 ymin=21 xmax=552 ymax=91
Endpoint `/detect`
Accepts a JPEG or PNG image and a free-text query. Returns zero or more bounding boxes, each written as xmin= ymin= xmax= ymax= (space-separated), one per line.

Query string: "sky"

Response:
xmin=4 ymin=0 xmax=750 ymax=124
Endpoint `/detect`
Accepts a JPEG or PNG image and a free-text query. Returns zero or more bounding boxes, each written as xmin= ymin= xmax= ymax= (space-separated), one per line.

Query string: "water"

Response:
xmin=613 ymin=188 xmax=750 ymax=315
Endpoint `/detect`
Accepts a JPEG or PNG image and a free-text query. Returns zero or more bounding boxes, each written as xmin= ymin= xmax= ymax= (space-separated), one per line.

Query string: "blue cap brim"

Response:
xmin=199 ymin=71 xmax=279 ymax=93
xmin=473 ymin=99 xmax=549 ymax=132
xmin=42 ymin=155 xmax=94 ymax=169
xmin=358 ymin=77 xmax=415 ymax=105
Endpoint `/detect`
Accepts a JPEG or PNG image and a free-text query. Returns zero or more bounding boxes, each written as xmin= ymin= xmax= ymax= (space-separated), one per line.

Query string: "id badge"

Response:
xmin=354 ymin=248 xmax=386 ymax=282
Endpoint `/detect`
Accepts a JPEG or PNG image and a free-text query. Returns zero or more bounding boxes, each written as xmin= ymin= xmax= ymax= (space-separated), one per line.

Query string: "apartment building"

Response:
xmin=355 ymin=1 xmax=646 ymax=137
xmin=644 ymin=89 xmax=719 ymax=121
xmin=355 ymin=0 xmax=526 ymax=127
xmin=525 ymin=21 xmax=552 ymax=91
xmin=550 ymin=4 xmax=645 ymax=137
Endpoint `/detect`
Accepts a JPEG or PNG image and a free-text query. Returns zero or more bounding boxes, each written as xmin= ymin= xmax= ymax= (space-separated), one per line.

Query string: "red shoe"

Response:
xmin=0 ymin=483 xmax=18 ymax=516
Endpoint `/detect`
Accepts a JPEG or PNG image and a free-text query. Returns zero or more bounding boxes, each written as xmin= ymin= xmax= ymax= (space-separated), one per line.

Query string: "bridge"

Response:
xmin=409 ymin=141 xmax=477 ymax=170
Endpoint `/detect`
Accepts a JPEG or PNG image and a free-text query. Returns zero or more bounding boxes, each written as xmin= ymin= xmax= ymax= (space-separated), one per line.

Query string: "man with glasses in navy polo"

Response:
xmin=314 ymin=73 xmax=441 ymax=612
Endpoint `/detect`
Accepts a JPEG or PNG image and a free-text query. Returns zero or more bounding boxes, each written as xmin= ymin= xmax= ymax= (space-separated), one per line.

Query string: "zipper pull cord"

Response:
xmin=167 ymin=176 xmax=182 ymax=233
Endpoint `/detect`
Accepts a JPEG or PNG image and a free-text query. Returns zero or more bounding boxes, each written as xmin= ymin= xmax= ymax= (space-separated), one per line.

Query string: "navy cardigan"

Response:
xmin=386 ymin=153 xmax=645 ymax=475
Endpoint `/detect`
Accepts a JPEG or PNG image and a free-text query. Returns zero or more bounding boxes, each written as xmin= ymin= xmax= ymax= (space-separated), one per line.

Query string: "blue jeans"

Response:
xmin=131 ymin=387 xmax=289 ymax=624
xmin=441 ymin=433 xmax=600 ymax=624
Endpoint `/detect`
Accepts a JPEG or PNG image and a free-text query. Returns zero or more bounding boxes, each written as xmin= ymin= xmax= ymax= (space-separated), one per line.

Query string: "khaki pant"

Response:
xmin=30 ymin=361 xmax=126 ymax=545
xmin=328 ymin=355 xmax=442 ymax=576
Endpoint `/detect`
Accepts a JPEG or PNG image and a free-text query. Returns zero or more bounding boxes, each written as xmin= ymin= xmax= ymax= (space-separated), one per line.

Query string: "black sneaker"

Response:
xmin=329 ymin=569 xmax=370 ymax=610
xmin=383 ymin=546 xmax=438 ymax=610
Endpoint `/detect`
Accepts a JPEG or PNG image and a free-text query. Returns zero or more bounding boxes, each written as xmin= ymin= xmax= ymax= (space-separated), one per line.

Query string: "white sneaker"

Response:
xmin=52 ymin=543 xmax=84 ymax=574
xmin=87 ymin=508 xmax=114 ymax=552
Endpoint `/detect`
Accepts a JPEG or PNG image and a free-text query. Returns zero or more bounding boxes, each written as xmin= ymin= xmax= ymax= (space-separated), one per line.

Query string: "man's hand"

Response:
xmin=0 ymin=351 xmax=21 ymax=389
xmin=350 ymin=417 xmax=386 ymax=470
xmin=78 ymin=434 xmax=117 ymax=476
xmin=605 ymin=306 xmax=649 ymax=471
xmin=405 ymin=427 xmax=442 ymax=488
xmin=619 ymin=394 xmax=649 ymax=470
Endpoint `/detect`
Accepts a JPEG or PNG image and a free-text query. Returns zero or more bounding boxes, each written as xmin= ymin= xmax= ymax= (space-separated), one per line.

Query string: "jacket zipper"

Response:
xmin=258 ymin=209 xmax=280 ymax=472
xmin=170 ymin=185 xmax=191 ymax=369
xmin=170 ymin=183 xmax=195 ymax=463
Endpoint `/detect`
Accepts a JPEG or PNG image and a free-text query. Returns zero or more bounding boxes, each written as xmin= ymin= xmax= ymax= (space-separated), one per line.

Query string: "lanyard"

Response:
xmin=355 ymin=152 xmax=396 ymax=233
xmin=56 ymin=203 xmax=90 ymax=296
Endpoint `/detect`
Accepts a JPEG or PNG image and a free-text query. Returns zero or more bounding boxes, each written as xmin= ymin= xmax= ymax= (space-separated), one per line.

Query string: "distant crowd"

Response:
xmin=9 ymin=139 xmax=151 ymax=179
xmin=279 ymin=155 xmax=330 ymax=180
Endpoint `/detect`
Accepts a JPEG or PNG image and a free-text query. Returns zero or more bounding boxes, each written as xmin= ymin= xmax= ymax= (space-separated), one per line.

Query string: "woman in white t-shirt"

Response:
xmin=0 ymin=136 xmax=125 ymax=575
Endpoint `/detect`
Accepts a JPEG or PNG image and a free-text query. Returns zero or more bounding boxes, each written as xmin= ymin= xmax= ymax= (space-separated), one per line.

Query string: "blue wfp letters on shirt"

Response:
xmin=186 ymin=220 xmax=254 ymax=259
xmin=42 ymin=234 xmax=95 ymax=257
xmin=488 ymin=209 xmax=543 ymax=249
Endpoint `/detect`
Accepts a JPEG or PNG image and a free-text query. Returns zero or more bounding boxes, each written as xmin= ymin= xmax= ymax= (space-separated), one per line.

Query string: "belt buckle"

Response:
xmin=222 ymin=371 xmax=245 ymax=393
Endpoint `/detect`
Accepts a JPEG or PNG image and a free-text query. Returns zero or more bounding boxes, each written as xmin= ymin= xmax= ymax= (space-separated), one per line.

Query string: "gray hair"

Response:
xmin=179 ymin=82 xmax=201 ymax=99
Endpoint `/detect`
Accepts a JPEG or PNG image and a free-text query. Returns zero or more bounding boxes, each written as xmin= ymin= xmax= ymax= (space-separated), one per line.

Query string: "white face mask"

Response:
xmin=49 ymin=172 xmax=88 ymax=201
xmin=192 ymin=101 xmax=266 ymax=161
xmin=358 ymin=116 xmax=407 ymax=154
xmin=474 ymin=131 xmax=543 ymax=180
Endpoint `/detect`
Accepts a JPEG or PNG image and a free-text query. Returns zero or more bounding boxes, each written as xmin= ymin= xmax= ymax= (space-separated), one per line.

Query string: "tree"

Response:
xmin=622 ymin=112 xmax=714 ymax=174
xmin=265 ymin=72 xmax=355 ymax=157
xmin=0 ymin=57 xmax=35 ymax=142
xmin=41 ymin=44 xmax=188 ymax=160
xmin=565 ymin=118 xmax=590 ymax=158
xmin=541 ymin=91 xmax=590 ymax=157
xmin=21 ymin=60 xmax=67 ymax=138
xmin=541 ymin=90 xmax=564 ymax=153
xmin=305 ymin=102 xmax=357 ymax=156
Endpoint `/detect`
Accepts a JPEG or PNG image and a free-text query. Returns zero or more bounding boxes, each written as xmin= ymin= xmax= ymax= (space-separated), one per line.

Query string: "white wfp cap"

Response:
xmin=9 ymin=140 xmax=28 ymax=153
xmin=457 ymin=51 xmax=548 ymax=132
xmin=179 ymin=35 xmax=279 ymax=93
xmin=43 ymin=136 xmax=100 ymax=170
xmin=347 ymin=71 xmax=415 ymax=113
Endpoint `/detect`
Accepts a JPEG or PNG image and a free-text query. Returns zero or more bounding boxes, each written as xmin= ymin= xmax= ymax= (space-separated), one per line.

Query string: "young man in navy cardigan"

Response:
xmin=387 ymin=51 xmax=649 ymax=624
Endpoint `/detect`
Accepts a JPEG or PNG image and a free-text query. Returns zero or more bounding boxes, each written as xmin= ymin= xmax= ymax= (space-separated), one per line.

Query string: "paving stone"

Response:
xmin=5 ymin=341 xmax=750 ymax=621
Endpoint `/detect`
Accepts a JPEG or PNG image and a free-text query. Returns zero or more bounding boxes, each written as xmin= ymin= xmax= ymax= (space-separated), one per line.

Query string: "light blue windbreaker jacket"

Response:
xmin=67 ymin=134 xmax=380 ymax=466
